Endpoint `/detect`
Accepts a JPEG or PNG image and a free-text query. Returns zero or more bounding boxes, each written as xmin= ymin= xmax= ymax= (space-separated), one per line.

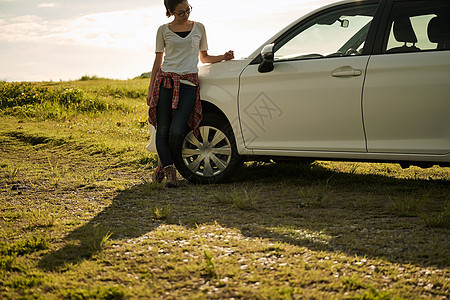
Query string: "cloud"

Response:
xmin=0 ymin=7 xmax=166 ymax=51
xmin=38 ymin=3 xmax=56 ymax=8
xmin=57 ymin=9 xmax=165 ymax=50
xmin=0 ymin=15 xmax=48 ymax=42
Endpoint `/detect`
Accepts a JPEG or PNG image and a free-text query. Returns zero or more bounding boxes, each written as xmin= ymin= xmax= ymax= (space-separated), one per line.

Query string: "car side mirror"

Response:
xmin=258 ymin=44 xmax=274 ymax=73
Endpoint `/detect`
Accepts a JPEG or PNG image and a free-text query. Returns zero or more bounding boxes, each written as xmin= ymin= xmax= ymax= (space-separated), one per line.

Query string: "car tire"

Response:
xmin=173 ymin=113 xmax=242 ymax=184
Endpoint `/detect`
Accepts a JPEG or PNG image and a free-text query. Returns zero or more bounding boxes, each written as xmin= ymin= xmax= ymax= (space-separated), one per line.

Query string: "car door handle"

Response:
xmin=331 ymin=67 xmax=362 ymax=77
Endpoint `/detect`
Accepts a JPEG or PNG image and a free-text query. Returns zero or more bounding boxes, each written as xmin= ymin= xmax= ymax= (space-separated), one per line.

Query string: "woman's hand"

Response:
xmin=146 ymin=92 xmax=152 ymax=106
xmin=200 ymin=50 xmax=234 ymax=64
xmin=223 ymin=50 xmax=234 ymax=61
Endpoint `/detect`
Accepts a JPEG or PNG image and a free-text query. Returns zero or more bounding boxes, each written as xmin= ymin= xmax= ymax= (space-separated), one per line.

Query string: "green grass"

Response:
xmin=151 ymin=205 xmax=174 ymax=220
xmin=422 ymin=201 xmax=450 ymax=228
xmin=0 ymin=78 xmax=449 ymax=299
xmin=1 ymin=236 xmax=50 ymax=256
xmin=212 ymin=185 xmax=259 ymax=210
xmin=64 ymin=285 xmax=127 ymax=300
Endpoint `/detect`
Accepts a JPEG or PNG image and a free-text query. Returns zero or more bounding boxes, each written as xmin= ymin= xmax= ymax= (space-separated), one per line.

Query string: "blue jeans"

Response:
xmin=156 ymin=83 xmax=196 ymax=167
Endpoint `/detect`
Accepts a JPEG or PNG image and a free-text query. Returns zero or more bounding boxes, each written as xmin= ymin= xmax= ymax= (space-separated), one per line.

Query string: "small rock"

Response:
xmin=11 ymin=184 xmax=30 ymax=191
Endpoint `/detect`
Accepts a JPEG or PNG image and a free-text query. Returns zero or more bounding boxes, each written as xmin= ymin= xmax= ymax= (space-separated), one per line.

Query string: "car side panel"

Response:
xmin=363 ymin=51 xmax=450 ymax=155
xmin=238 ymin=56 xmax=369 ymax=152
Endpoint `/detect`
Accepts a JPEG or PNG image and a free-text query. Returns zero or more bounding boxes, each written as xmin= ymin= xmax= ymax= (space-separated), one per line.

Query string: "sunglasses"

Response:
xmin=174 ymin=5 xmax=192 ymax=17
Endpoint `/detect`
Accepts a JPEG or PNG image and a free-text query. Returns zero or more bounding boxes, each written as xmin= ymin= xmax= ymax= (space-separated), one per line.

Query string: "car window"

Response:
xmin=383 ymin=0 xmax=450 ymax=53
xmin=274 ymin=4 xmax=377 ymax=61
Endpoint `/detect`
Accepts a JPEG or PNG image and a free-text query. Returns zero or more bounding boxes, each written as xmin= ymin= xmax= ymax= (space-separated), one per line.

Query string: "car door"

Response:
xmin=363 ymin=0 xmax=450 ymax=155
xmin=238 ymin=2 xmax=378 ymax=152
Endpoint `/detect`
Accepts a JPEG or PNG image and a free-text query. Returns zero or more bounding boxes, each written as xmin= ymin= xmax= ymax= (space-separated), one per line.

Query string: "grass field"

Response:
xmin=0 ymin=79 xmax=449 ymax=299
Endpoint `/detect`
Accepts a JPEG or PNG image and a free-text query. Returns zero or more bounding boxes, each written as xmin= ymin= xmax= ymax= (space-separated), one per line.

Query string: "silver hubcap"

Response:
xmin=182 ymin=126 xmax=232 ymax=177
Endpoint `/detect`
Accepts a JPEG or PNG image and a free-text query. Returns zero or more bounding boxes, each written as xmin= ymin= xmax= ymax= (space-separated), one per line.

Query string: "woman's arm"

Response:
xmin=146 ymin=52 xmax=164 ymax=106
xmin=200 ymin=50 xmax=234 ymax=64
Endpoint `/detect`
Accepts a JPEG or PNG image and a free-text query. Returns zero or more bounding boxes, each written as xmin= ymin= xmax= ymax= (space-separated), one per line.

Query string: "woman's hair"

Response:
xmin=164 ymin=0 xmax=186 ymax=17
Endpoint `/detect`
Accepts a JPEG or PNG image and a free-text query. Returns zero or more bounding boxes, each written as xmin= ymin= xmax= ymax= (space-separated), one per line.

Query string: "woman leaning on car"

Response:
xmin=146 ymin=0 xmax=234 ymax=187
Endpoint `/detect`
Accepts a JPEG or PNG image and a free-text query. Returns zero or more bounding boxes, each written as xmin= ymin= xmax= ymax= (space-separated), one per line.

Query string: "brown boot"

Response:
xmin=163 ymin=165 xmax=178 ymax=188
xmin=152 ymin=163 xmax=164 ymax=183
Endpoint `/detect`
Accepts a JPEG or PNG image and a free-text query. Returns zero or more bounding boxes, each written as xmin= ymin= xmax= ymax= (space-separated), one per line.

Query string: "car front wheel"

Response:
xmin=173 ymin=113 xmax=241 ymax=184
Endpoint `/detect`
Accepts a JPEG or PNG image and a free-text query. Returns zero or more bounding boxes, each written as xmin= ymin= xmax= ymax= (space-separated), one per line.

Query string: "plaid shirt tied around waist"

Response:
xmin=148 ymin=69 xmax=202 ymax=136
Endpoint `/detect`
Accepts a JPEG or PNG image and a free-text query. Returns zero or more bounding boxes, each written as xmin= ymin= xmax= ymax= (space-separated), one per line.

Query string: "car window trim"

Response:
xmin=371 ymin=0 xmax=394 ymax=54
xmin=362 ymin=0 xmax=391 ymax=55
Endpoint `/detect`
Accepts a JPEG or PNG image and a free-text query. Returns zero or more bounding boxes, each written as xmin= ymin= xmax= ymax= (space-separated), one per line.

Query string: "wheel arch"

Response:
xmin=201 ymin=100 xmax=228 ymax=121
xmin=200 ymin=100 xmax=250 ymax=156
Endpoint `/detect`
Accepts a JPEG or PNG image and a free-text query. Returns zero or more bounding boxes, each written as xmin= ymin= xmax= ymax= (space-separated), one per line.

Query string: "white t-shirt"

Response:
xmin=155 ymin=21 xmax=208 ymax=76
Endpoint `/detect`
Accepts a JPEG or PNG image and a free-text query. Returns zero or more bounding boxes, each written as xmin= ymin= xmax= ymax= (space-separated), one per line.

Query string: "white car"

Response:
xmin=148 ymin=0 xmax=450 ymax=184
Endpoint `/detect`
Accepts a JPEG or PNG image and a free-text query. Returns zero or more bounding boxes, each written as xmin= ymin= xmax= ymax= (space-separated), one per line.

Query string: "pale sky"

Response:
xmin=0 ymin=0 xmax=336 ymax=82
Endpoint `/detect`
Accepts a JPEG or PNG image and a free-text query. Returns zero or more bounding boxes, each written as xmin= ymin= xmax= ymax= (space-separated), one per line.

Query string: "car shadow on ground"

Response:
xmin=38 ymin=162 xmax=449 ymax=271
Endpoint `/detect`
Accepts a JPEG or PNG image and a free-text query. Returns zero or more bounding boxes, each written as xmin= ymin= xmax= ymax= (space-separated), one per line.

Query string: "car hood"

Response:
xmin=198 ymin=59 xmax=250 ymax=81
